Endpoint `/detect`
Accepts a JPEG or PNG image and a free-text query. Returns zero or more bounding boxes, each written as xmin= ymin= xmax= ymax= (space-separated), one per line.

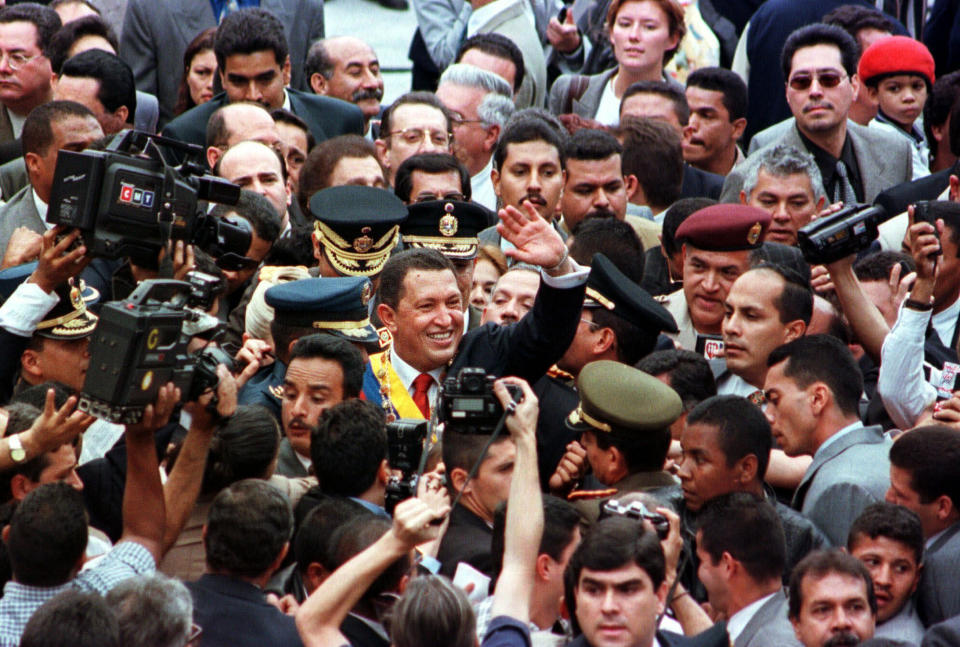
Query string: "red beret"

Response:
xmin=858 ymin=36 xmax=935 ymax=87
xmin=674 ymin=204 xmax=771 ymax=252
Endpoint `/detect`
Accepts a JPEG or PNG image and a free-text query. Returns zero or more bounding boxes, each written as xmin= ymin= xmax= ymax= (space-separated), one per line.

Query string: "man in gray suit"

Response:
xmin=696 ymin=493 xmax=801 ymax=647
xmin=721 ymin=24 xmax=912 ymax=205
xmin=120 ymin=0 xmax=324 ymax=128
xmin=764 ymin=335 xmax=892 ymax=547
xmin=0 ymin=101 xmax=102 ymax=269
xmin=887 ymin=426 xmax=960 ymax=627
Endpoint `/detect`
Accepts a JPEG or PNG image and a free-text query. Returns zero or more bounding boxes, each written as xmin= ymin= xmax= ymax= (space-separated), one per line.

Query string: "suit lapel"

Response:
xmin=286 ymin=90 xmax=329 ymax=142
xmin=929 ymin=521 xmax=960 ymax=554
xmin=847 ymin=123 xmax=887 ymax=202
xmin=574 ymin=69 xmax=613 ymax=119
xmin=792 ymin=426 xmax=880 ymax=508
xmin=735 ymin=590 xmax=786 ymax=647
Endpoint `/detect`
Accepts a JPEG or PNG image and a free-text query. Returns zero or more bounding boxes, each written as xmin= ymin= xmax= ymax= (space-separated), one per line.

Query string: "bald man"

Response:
xmin=306 ymin=37 xmax=384 ymax=135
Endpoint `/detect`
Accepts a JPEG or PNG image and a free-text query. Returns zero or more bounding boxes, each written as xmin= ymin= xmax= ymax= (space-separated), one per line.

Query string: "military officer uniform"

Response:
xmin=564 ymin=360 xmax=684 ymax=526
xmin=656 ymin=205 xmax=772 ymax=351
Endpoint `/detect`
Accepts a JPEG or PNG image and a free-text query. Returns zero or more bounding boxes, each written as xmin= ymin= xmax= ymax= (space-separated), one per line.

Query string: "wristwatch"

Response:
xmin=7 ymin=434 xmax=26 ymax=463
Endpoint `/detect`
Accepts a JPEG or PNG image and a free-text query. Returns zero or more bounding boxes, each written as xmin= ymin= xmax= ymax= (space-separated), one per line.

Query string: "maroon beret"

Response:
xmin=858 ymin=36 xmax=935 ymax=87
xmin=674 ymin=204 xmax=771 ymax=252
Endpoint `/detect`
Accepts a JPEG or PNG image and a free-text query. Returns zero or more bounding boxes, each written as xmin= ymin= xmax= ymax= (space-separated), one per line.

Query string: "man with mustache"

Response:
xmin=789 ymin=550 xmax=878 ymax=647
xmin=721 ymin=24 xmax=912 ymax=205
xmin=306 ymin=37 xmax=385 ymax=137
xmin=683 ymin=67 xmax=748 ymax=177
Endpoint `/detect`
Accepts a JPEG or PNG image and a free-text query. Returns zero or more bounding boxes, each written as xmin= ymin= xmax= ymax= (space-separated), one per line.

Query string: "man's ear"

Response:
xmin=483 ymin=124 xmax=500 ymax=153
xmin=784 ymin=319 xmax=806 ymax=343
xmin=206 ymin=146 xmax=223 ymax=170
xmin=310 ymin=72 xmax=327 ymax=95
xmin=535 ymin=552 xmax=552 ymax=581
xmin=282 ymin=56 xmax=292 ymax=87
xmin=491 ymin=167 xmax=501 ymax=199
xmin=449 ymin=466 xmax=469 ymax=493
xmin=936 ymin=493 xmax=956 ymax=522
xmin=950 ymin=175 xmax=960 ymax=203
xmin=377 ymin=459 xmax=390 ymax=485
xmin=20 ymin=349 xmax=42 ymax=382
xmin=377 ymin=302 xmax=399 ymax=334
xmin=23 ymin=152 xmax=41 ymax=183
xmin=374 ymin=138 xmax=390 ymax=169
xmin=731 ymin=117 xmax=747 ymax=142
xmin=733 ymin=453 xmax=759 ymax=485
xmin=739 ymin=189 xmax=748 ymax=205
xmin=114 ymin=106 xmax=129 ymax=127
xmin=304 ymin=561 xmax=328 ymax=593
xmin=10 ymin=474 xmax=32 ymax=502
xmin=624 ymin=174 xmax=639 ymax=201
xmin=1 ymin=525 xmax=8 ymax=543
xmin=595 ymin=326 xmax=616 ymax=355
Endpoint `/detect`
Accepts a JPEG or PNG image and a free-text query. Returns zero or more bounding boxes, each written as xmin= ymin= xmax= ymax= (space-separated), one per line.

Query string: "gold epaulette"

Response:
xmin=547 ymin=365 xmax=575 ymax=381
xmin=567 ymin=488 xmax=618 ymax=501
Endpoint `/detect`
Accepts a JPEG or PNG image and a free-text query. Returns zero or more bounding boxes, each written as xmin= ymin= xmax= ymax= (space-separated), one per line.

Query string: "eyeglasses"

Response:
xmin=0 ymin=50 xmax=41 ymax=71
xmin=387 ymin=127 xmax=451 ymax=147
xmin=414 ymin=192 xmax=466 ymax=203
xmin=787 ymin=71 xmax=847 ymax=91
xmin=450 ymin=114 xmax=487 ymax=128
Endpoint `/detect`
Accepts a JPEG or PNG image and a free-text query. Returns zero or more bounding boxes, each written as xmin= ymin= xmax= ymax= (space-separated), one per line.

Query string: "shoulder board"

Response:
xmin=269 ymin=385 xmax=284 ymax=400
xmin=547 ymin=365 xmax=575 ymax=381
xmin=567 ymin=488 xmax=618 ymax=501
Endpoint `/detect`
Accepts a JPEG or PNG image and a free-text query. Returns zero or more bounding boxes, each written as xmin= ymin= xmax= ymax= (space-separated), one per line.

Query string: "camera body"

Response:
xmin=79 ymin=275 xmax=234 ymax=423
xmin=599 ymin=499 xmax=670 ymax=539
xmin=384 ymin=419 xmax=430 ymax=515
xmin=438 ymin=367 xmax=522 ymax=435
xmin=797 ymin=203 xmax=887 ymax=265
xmin=47 ymin=131 xmax=245 ymax=264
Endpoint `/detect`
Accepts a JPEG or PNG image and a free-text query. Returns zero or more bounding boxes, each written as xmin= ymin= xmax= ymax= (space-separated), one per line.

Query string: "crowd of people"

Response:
xmin=1 ymin=0 xmax=960 ymax=647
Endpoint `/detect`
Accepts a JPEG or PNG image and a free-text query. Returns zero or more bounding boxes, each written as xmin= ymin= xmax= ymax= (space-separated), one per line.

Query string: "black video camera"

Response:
xmin=47 ymin=130 xmax=248 ymax=266
xmin=384 ymin=419 xmax=430 ymax=515
xmin=438 ymin=367 xmax=522 ymax=435
xmin=797 ymin=203 xmax=888 ymax=265
xmin=599 ymin=499 xmax=670 ymax=539
xmin=78 ymin=274 xmax=236 ymax=424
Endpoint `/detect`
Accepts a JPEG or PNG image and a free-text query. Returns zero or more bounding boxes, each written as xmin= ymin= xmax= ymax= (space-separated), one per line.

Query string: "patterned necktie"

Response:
xmin=748 ymin=390 xmax=766 ymax=407
xmin=834 ymin=160 xmax=858 ymax=206
xmin=412 ymin=373 xmax=433 ymax=418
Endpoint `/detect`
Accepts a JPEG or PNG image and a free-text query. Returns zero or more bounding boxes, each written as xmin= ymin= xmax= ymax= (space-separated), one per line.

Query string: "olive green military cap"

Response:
xmin=567 ymin=360 xmax=683 ymax=434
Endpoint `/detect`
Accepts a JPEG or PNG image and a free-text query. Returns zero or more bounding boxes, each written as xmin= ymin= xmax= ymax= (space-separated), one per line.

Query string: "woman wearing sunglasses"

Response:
xmin=548 ymin=0 xmax=685 ymax=127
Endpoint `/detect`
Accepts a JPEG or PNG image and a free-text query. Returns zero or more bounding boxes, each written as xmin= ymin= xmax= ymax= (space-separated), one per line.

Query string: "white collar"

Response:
xmin=282 ymin=89 xmax=291 ymax=112
xmin=726 ymin=592 xmax=777 ymax=644
xmin=33 ymin=188 xmax=49 ymax=227
xmin=389 ymin=344 xmax=444 ymax=392
xmin=815 ymin=420 xmax=864 ymax=457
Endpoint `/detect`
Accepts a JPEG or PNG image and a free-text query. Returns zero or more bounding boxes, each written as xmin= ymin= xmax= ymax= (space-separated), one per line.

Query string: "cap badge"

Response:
xmin=360 ymin=281 xmax=373 ymax=305
xmin=69 ymin=285 xmax=84 ymax=310
xmin=747 ymin=222 xmax=762 ymax=245
xmin=439 ymin=213 xmax=459 ymax=237
xmin=353 ymin=226 xmax=374 ymax=253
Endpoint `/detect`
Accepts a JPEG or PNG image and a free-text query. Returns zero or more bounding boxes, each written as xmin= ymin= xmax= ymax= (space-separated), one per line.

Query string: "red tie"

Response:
xmin=412 ymin=373 xmax=433 ymax=418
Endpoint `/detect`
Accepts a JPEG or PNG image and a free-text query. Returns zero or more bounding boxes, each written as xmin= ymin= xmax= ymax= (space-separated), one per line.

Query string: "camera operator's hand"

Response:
xmin=493 ymin=376 xmax=538 ymax=441
xmin=184 ymin=364 xmax=238 ymax=430
xmin=235 ymin=336 xmax=274 ymax=389
xmin=548 ymin=440 xmax=588 ymax=494
xmin=2 ymin=226 xmax=43 ymax=269
xmin=415 ymin=466 xmax=451 ymax=556
xmin=127 ymin=383 xmax=180 ymax=438
xmin=547 ymin=9 xmax=580 ymax=54
xmin=19 ymin=388 xmax=95 ymax=457
xmin=890 ymin=262 xmax=915 ymax=319
xmin=497 ymin=202 xmax=571 ymax=275
xmin=170 ymin=240 xmax=195 ymax=281
xmin=390 ymin=495 xmax=449 ymax=548
xmin=657 ymin=506 xmax=683 ymax=584
xmin=27 ymin=228 xmax=89 ymax=293
xmin=907 ymin=204 xmax=942 ymax=285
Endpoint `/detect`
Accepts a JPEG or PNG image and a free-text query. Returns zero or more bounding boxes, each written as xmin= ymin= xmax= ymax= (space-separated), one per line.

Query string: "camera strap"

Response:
xmin=445 ymin=409 xmax=511 ymax=514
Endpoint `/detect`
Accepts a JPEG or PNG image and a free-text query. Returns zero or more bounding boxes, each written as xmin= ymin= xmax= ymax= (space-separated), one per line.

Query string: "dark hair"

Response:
xmin=853 ymin=250 xmax=915 ymax=282
xmin=60 ymin=49 xmax=136 ymax=123
xmin=750 ymin=265 xmax=813 ymax=326
xmin=697 ymin=492 xmax=785 ymax=582
xmin=380 ymin=91 xmax=451 ymax=144
xmin=0 ymin=3 xmax=61 ymax=54
xmin=661 ymin=198 xmax=715 ymax=256
xmin=295 ymin=498 xmax=372 ymax=574
xmin=271 ymin=108 xmax=316 ymax=151
xmin=288 ymin=333 xmax=365 ymax=399
xmin=686 ymin=395 xmax=772 ymax=480
xmin=200 ymin=405 xmax=280 ymax=494
xmin=788 ymin=549 xmax=877 ymax=619
xmin=568 ymin=517 xmax=665 ymax=593
xmin=311 ymin=399 xmax=387 ymax=497
xmin=619 ymin=116 xmax=683 ymax=210
xmin=47 ymin=14 xmax=117 ymax=74
xmin=441 ymin=429 xmax=513 ymax=494
xmin=925 ymin=72 xmax=960 ymax=154
xmin=20 ymin=589 xmax=119 ymax=647
xmin=0 ymin=401 xmax=59 ymax=502
xmin=767 ymin=335 xmax=863 ymax=416
xmin=22 ymin=100 xmax=95 ymax=156
xmin=568 ymin=219 xmax=644 ymax=282
xmin=685 ymin=67 xmax=747 ymax=122
xmin=205 ymin=479 xmax=293 ymax=578
xmin=298 ymin=134 xmax=382 ymax=213
xmin=456 ymin=32 xmax=525 ymax=93
xmin=394 ymin=152 xmax=471 ymax=203
xmin=593 ymin=419 xmax=671 ymax=473
xmin=781 ymin=23 xmax=860 ymax=80
xmin=493 ymin=115 xmax=568 ymax=171
xmin=265 ymin=224 xmax=315 ymax=267
xmin=330 ymin=515 xmax=411 ymax=598
xmin=213 ymin=8 xmax=288 ymax=71
xmin=389 ymin=576 xmax=476 ymax=647
xmin=210 ymin=189 xmax=282 ymax=242
xmin=889 ymin=425 xmax=960 ymax=508
xmin=176 ymin=27 xmax=217 ymax=115
xmin=204 ymin=100 xmax=271 ymax=149
xmin=848 ymin=502 xmax=924 ymax=565
xmin=591 ymin=307 xmax=660 ymax=366
xmin=822 ymin=4 xmax=895 ymax=41
xmin=635 ymin=349 xmax=716 ymax=412
xmin=8 ymin=481 xmax=87 ymax=586
xmin=565 ymin=127 xmax=623 ymax=161
xmin=621 ymin=80 xmax=690 ymax=125
xmin=304 ymin=39 xmax=334 ymax=83
xmin=378 ymin=248 xmax=456 ymax=310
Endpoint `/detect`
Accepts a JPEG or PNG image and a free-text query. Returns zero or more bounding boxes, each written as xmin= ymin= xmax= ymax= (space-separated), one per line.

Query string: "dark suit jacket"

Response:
xmin=275 ymin=437 xmax=309 ymax=478
xmin=681 ymin=163 xmax=724 ymax=201
xmin=923 ymin=613 xmax=960 ymax=647
xmin=918 ymin=521 xmax=960 ymax=626
xmin=0 ymin=185 xmax=44 ymax=259
xmin=162 ymin=89 xmax=364 ymax=154
xmin=569 ymin=621 xmax=729 ymax=647
xmin=437 ymin=504 xmax=495 ymax=578
xmin=875 ymin=164 xmax=955 ymax=216
xmin=188 ymin=574 xmax=303 ymax=647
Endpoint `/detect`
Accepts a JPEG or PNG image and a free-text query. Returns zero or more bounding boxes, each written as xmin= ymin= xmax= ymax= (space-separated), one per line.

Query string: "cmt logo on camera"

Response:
xmin=118 ymin=182 xmax=155 ymax=208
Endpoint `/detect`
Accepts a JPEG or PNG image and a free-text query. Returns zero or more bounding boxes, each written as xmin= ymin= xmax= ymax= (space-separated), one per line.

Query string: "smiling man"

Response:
xmin=763 ymin=335 xmax=892 ymax=547
xmin=659 ymin=204 xmax=770 ymax=351
xmin=306 ymin=37 xmax=384 ymax=136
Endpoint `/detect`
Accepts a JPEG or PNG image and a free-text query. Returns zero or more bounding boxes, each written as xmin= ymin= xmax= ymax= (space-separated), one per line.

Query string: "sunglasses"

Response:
xmin=788 ymin=71 xmax=846 ymax=91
